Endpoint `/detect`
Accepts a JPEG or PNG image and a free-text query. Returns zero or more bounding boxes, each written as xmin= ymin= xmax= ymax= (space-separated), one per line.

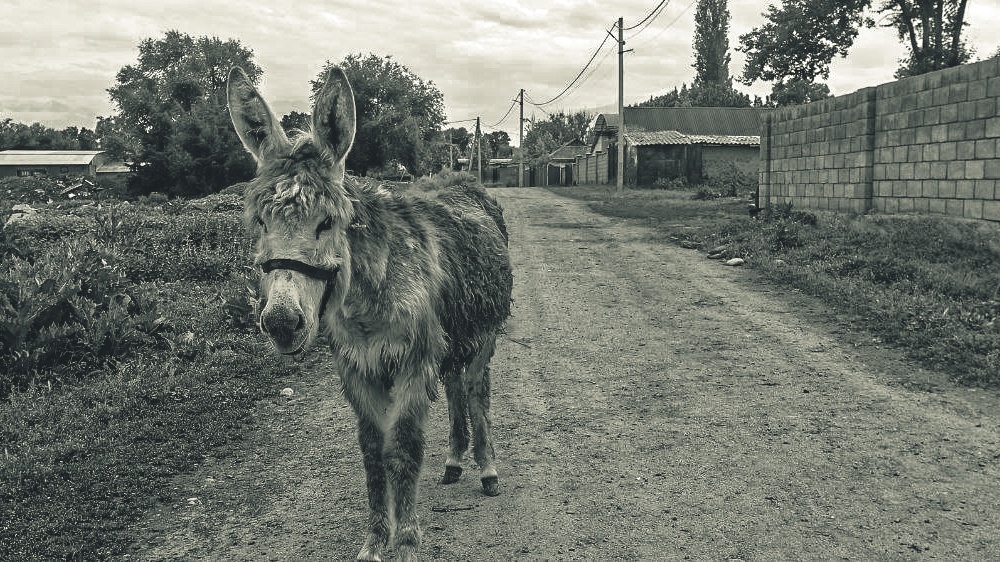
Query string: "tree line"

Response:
xmin=4 ymin=1 xmax=985 ymax=197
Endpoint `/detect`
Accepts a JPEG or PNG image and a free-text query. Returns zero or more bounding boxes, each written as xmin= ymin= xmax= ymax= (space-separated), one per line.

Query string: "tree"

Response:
xmin=107 ymin=30 xmax=260 ymax=196
xmin=482 ymin=131 xmax=512 ymax=160
xmin=0 ymin=118 xmax=99 ymax=151
xmin=739 ymin=1 xmax=972 ymax=91
xmin=693 ymin=0 xmax=732 ymax=86
xmin=94 ymin=115 xmax=138 ymax=161
xmin=768 ymin=77 xmax=832 ymax=106
xmin=521 ymin=111 xmax=591 ymax=163
xmin=316 ymin=53 xmax=445 ymax=177
xmin=280 ymin=111 xmax=311 ymax=135
xmin=685 ymin=0 xmax=752 ymax=107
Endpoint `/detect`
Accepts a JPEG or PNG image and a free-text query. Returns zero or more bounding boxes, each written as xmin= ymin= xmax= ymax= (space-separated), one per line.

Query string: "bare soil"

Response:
xmin=127 ymin=188 xmax=1000 ymax=560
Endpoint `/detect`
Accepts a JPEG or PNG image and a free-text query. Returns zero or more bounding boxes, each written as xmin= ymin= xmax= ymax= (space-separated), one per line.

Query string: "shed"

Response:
xmin=581 ymin=107 xmax=771 ymax=186
xmin=0 ymin=150 xmax=107 ymax=178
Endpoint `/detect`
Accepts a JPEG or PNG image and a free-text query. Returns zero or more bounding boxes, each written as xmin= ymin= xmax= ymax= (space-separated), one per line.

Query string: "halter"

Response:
xmin=260 ymin=258 xmax=340 ymax=320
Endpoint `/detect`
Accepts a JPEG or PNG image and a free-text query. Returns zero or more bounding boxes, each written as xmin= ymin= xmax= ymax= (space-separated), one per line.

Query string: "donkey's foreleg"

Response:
xmin=441 ymin=370 xmax=469 ymax=485
xmin=342 ymin=378 xmax=391 ymax=562
xmin=466 ymin=337 xmax=500 ymax=496
xmin=383 ymin=378 xmax=432 ymax=561
xmin=355 ymin=416 xmax=390 ymax=561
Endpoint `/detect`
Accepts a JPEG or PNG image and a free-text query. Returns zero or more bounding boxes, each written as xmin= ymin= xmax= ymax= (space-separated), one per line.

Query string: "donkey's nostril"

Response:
xmin=295 ymin=314 xmax=305 ymax=331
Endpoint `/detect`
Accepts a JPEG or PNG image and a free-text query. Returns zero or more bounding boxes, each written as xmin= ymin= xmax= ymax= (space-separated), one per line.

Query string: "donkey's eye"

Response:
xmin=254 ymin=216 xmax=267 ymax=233
xmin=316 ymin=216 xmax=333 ymax=238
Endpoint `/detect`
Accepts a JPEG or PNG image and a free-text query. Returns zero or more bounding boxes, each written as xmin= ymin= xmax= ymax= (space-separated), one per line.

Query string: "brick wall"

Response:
xmin=760 ymin=57 xmax=1000 ymax=220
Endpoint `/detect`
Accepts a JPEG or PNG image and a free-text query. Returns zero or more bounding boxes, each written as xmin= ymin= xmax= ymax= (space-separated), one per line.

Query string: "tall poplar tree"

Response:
xmin=688 ymin=0 xmax=751 ymax=107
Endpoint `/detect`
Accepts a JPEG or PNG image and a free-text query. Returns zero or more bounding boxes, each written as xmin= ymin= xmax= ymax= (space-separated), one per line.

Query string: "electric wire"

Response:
xmin=624 ymin=0 xmax=670 ymax=31
xmin=486 ymin=96 xmax=519 ymax=129
xmin=532 ymin=22 xmax=617 ymax=106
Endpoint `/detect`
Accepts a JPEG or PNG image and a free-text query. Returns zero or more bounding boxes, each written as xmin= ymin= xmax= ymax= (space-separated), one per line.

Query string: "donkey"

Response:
xmin=227 ymin=66 xmax=512 ymax=561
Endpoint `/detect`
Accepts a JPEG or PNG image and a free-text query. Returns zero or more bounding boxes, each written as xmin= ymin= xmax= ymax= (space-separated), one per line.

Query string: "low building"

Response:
xmin=579 ymin=106 xmax=771 ymax=186
xmin=0 ymin=150 xmax=108 ymax=178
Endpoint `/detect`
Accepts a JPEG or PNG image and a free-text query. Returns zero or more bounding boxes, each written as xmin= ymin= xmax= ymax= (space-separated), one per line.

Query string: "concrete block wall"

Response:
xmin=763 ymin=88 xmax=876 ymax=213
xmin=760 ymin=57 xmax=1000 ymax=220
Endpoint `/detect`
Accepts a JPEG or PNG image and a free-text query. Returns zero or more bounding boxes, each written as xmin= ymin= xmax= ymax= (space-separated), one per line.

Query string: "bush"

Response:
xmin=0 ymin=239 xmax=169 ymax=395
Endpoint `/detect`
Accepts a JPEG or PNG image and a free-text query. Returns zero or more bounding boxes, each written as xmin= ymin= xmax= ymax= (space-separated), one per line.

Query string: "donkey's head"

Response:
xmin=228 ymin=67 xmax=357 ymax=354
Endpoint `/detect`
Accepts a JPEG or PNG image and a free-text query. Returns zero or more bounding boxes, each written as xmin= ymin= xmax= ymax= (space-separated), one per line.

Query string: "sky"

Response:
xmin=3 ymin=0 xmax=1000 ymax=145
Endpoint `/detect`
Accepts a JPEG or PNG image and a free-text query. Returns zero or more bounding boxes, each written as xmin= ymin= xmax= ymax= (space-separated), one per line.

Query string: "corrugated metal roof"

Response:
xmin=0 ymin=150 xmax=105 ymax=166
xmin=625 ymin=131 xmax=760 ymax=147
xmin=624 ymin=107 xmax=770 ymax=136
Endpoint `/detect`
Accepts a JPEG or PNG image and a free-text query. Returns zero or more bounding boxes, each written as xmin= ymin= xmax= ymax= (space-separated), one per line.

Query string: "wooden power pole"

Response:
xmin=617 ymin=16 xmax=625 ymax=191
xmin=518 ymin=88 xmax=525 ymax=188
xmin=475 ymin=116 xmax=482 ymax=184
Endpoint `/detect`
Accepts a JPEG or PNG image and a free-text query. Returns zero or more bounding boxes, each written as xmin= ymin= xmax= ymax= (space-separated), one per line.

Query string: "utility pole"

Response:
xmin=518 ymin=88 xmax=525 ymax=188
xmin=448 ymin=130 xmax=453 ymax=170
xmin=475 ymin=116 xmax=483 ymax=184
xmin=617 ymin=16 xmax=625 ymax=191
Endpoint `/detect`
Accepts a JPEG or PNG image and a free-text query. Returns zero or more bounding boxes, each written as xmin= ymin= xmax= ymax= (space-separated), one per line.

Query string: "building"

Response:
xmin=0 ymin=150 xmax=108 ymax=178
xmin=577 ymin=106 xmax=771 ymax=186
xmin=540 ymin=139 xmax=589 ymax=187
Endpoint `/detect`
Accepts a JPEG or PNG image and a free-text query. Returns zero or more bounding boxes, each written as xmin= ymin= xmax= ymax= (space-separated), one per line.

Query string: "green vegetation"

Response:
xmin=0 ymin=193 xmax=294 ymax=559
xmin=554 ymin=186 xmax=1000 ymax=387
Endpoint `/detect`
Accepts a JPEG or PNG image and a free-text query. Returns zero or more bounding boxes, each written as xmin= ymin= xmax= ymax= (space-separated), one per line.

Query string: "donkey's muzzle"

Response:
xmin=260 ymin=306 xmax=306 ymax=352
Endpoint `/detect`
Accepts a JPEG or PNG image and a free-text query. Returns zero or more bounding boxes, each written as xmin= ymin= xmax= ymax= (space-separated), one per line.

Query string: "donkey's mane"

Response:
xmin=243 ymin=133 xmax=355 ymax=226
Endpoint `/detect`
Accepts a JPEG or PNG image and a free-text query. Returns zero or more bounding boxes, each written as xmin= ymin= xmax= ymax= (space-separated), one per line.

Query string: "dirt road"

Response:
xmin=131 ymin=188 xmax=1000 ymax=560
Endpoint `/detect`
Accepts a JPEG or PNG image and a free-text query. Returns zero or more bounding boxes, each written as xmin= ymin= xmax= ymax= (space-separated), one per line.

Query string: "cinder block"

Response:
xmin=940 ymin=180 xmax=957 ymax=198
xmin=975 ymin=179 xmax=996 ymax=199
xmin=898 ymin=197 xmax=915 ymax=212
xmin=987 ymin=117 xmax=1000 ymax=138
xmin=905 ymin=181 xmax=923 ymax=198
xmin=900 ymin=162 xmax=916 ymax=179
xmin=957 ymin=140 xmax=976 ymax=159
xmin=929 ymin=198 xmax=948 ymax=215
xmin=940 ymin=142 xmax=958 ymax=160
xmin=968 ymin=79 xmax=988 ymax=100
xmin=931 ymin=124 xmax=948 ymax=141
xmin=947 ymin=160 xmax=966 ymax=179
xmin=948 ymin=82 xmax=969 ymax=103
xmin=923 ymin=143 xmax=940 ymax=161
xmin=985 ymin=159 xmax=1000 ymax=179
xmin=940 ymin=103 xmax=959 ymax=123
xmin=931 ymin=162 xmax=949 ymax=179
xmin=974 ymin=139 xmax=996 ymax=159
xmin=914 ymin=161 xmax=931 ymax=179
xmin=922 ymin=180 xmax=940 ymax=197
xmin=956 ymin=179 xmax=976 ymax=199
xmin=965 ymin=200 xmax=984 ymax=220
xmin=946 ymin=198 xmax=965 ymax=216
xmin=967 ymin=160 xmax=985 ymax=179
xmin=987 ymin=76 xmax=1000 ymax=98
xmin=975 ymin=98 xmax=996 ymax=120
xmin=967 ymin=119 xmax=986 ymax=140
xmin=932 ymin=87 xmax=950 ymax=106
xmin=947 ymin=122 xmax=967 ymax=141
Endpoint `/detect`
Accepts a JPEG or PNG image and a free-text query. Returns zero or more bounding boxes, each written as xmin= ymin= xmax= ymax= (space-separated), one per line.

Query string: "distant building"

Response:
xmin=577 ymin=107 xmax=772 ymax=186
xmin=0 ymin=150 xmax=108 ymax=178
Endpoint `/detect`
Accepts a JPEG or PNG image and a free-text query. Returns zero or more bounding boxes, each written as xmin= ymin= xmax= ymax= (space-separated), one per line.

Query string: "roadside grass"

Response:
xmin=552 ymin=185 xmax=1000 ymax=388
xmin=0 ymin=194 xmax=296 ymax=559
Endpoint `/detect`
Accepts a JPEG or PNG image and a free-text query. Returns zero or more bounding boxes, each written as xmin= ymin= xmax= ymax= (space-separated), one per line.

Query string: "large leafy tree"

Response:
xmin=108 ymin=30 xmax=260 ymax=196
xmin=739 ymin=0 xmax=972 ymax=103
xmin=522 ymin=111 xmax=591 ymax=163
xmin=316 ymin=54 xmax=445 ymax=177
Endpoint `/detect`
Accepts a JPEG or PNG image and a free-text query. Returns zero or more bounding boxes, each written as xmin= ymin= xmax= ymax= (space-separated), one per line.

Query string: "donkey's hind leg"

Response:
xmin=466 ymin=335 xmax=500 ymax=496
xmin=441 ymin=367 xmax=469 ymax=485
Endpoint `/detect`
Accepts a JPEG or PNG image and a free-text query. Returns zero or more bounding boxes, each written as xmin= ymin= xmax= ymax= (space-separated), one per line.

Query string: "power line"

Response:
xmin=623 ymin=0 xmax=670 ymax=31
xmin=627 ymin=0 xmax=672 ymax=39
xmin=486 ymin=95 xmax=519 ymax=128
xmin=629 ymin=0 xmax=697 ymax=50
xmin=532 ymin=23 xmax=617 ymax=106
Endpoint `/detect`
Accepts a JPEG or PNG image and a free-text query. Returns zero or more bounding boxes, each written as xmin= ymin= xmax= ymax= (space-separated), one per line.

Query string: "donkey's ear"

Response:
xmin=311 ymin=67 xmax=356 ymax=164
xmin=227 ymin=67 xmax=290 ymax=163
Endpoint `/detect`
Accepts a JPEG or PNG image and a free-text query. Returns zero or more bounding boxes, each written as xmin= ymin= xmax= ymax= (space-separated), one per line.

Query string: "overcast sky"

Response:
xmin=3 ymin=0 xmax=999 ymax=144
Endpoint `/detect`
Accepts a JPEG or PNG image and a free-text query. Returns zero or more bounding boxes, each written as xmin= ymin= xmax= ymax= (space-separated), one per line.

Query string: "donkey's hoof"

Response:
xmin=441 ymin=465 xmax=463 ymax=484
xmin=481 ymin=475 xmax=500 ymax=496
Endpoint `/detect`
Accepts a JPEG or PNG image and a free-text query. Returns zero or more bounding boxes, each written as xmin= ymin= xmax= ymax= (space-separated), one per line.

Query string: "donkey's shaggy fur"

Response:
xmin=228 ymin=67 xmax=512 ymax=561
